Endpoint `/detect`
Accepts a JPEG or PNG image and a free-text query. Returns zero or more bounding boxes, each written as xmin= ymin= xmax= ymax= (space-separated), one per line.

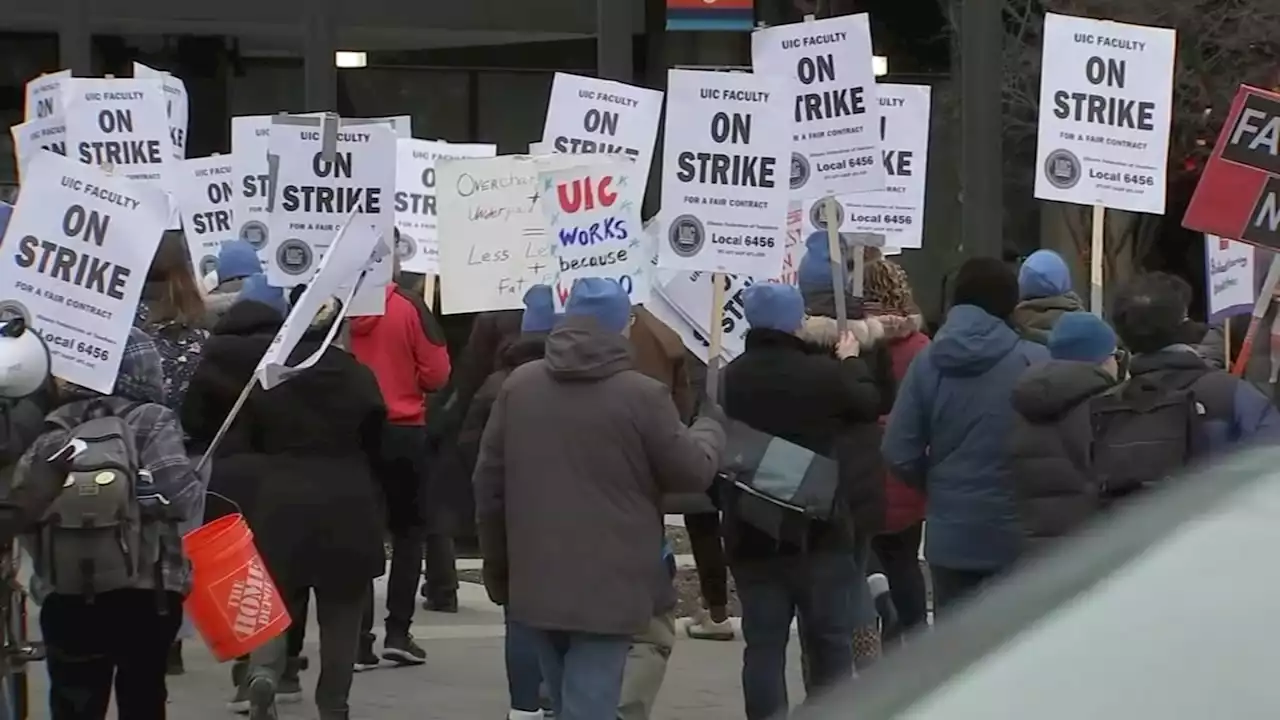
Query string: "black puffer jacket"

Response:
xmin=1009 ymin=360 xmax=1117 ymax=553
xmin=721 ymin=327 xmax=885 ymax=562
xmin=457 ymin=333 xmax=547 ymax=474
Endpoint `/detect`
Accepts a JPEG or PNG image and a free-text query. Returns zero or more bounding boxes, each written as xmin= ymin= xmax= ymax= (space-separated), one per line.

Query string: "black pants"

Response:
xmin=423 ymin=533 xmax=458 ymax=601
xmin=364 ymin=424 xmax=430 ymax=638
xmin=250 ymin=583 xmax=366 ymax=716
xmin=684 ymin=512 xmax=729 ymax=611
xmin=362 ymin=526 xmax=427 ymax=639
xmin=870 ymin=523 xmax=927 ymax=637
xmin=929 ymin=566 xmax=996 ymax=616
xmin=42 ymin=589 xmax=183 ymax=720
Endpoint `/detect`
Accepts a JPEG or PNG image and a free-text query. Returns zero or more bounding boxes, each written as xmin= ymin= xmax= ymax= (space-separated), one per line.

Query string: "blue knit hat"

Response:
xmin=1048 ymin=311 xmax=1117 ymax=363
xmin=521 ymin=284 xmax=559 ymax=333
xmin=217 ymin=240 xmax=261 ymax=282
xmin=744 ymin=283 xmax=805 ymax=333
xmin=797 ymin=232 xmax=848 ymax=291
xmin=236 ymin=274 xmax=288 ymax=317
xmin=564 ymin=278 xmax=631 ymax=334
xmin=1019 ymin=249 xmax=1072 ymax=300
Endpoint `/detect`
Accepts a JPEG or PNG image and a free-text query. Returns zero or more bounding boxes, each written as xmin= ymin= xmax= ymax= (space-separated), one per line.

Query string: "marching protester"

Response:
xmin=204 ymin=240 xmax=262 ymax=325
xmin=134 ymin=229 xmax=211 ymax=675
xmin=883 ymin=258 xmax=1049 ymax=612
xmin=474 ymin=278 xmax=725 ymax=720
xmin=861 ymin=258 xmax=931 ymax=642
xmin=1012 ymin=249 xmax=1084 ymax=345
xmin=720 ymin=282 xmax=884 ymax=720
xmin=1009 ymin=311 xmax=1121 ymax=552
xmin=183 ymin=287 xmax=389 ymax=720
xmin=349 ymin=255 xmax=452 ymax=666
xmin=18 ymin=328 xmax=205 ymax=720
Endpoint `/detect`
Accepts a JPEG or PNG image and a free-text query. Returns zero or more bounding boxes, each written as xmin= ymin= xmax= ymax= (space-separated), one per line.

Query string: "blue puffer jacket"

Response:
xmin=883 ymin=304 xmax=1050 ymax=571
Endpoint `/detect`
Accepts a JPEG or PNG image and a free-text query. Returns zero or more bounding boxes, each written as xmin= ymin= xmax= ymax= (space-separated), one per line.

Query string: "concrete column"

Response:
xmin=59 ymin=0 xmax=92 ymax=75
xmin=597 ymin=0 xmax=635 ymax=82
xmin=304 ymin=0 xmax=338 ymax=112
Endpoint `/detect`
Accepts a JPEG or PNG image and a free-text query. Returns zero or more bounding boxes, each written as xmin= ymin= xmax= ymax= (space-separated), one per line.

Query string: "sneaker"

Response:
xmin=382 ymin=633 xmax=427 ymax=665
xmin=508 ymin=711 xmax=544 ymax=720
xmin=685 ymin=611 xmax=735 ymax=641
xmin=276 ymin=657 xmax=305 ymax=704
xmin=354 ymin=637 xmax=381 ymax=672
xmin=424 ymin=595 xmax=459 ymax=613
xmin=227 ymin=682 xmax=251 ymax=715
xmin=165 ymin=641 xmax=184 ymax=676
xmin=247 ymin=675 xmax=278 ymax=720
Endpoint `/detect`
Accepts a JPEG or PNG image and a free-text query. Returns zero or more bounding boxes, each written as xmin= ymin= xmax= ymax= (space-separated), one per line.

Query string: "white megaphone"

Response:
xmin=0 ymin=317 xmax=51 ymax=399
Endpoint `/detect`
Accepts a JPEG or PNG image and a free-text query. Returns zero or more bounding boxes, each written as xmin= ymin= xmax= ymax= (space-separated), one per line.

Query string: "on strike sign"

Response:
xmin=1183 ymin=85 xmax=1280 ymax=251
xmin=393 ymin=138 xmax=497 ymax=274
xmin=752 ymin=14 xmax=882 ymax=198
xmin=658 ymin=69 xmax=789 ymax=278
xmin=64 ymin=78 xmax=171 ymax=184
xmin=173 ymin=155 xmax=235 ymax=277
xmin=0 ymin=152 xmax=168 ymax=393
xmin=541 ymin=73 xmax=664 ymax=187
xmin=1033 ymin=13 xmax=1176 ymax=215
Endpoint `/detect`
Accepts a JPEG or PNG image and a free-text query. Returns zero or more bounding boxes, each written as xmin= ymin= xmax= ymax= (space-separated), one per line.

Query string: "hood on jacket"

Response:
xmin=60 ymin=327 xmax=165 ymax=406
xmin=213 ymin=297 xmax=285 ymax=337
xmin=1012 ymin=293 xmax=1085 ymax=338
xmin=544 ymin=315 xmax=633 ymax=381
xmin=796 ymin=314 xmax=885 ymax=350
xmin=349 ymin=285 xmax=397 ymax=338
xmin=863 ymin=302 xmax=925 ymax=342
xmin=499 ymin=333 xmax=549 ymax=370
xmin=1012 ymin=360 xmax=1116 ymax=422
xmin=931 ymin=304 xmax=1022 ymax=377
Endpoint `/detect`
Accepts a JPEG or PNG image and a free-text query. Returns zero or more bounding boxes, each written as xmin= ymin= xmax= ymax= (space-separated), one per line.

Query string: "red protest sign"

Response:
xmin=1183 ymin=85 xmax=1280 ymax=250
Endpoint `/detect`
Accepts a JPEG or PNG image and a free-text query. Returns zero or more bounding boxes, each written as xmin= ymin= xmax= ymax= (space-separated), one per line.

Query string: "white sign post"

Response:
xmin=24 ymin=69 xmax=71 ymax=122
xmin=265 ymin=116 xmax=396 ymax=315
xmin=174 ymin=155 xmax=236 ymax=277
xmin=1034 ymin=13 xmax=1176 ymax=314
xmin=133 ymin=62 xmax=189 ymax=161
xmin=751 ymin=13 xmax=883 ymax=197
xmin=393 ymin=139 xmax=497 ymax=275
xmin=540 ymin=73 xmax=665 ymax=187
xmin=657 ymin=68 xmax=790 ymax=277
xmin=0 ymin=152 xmax=168 ymax=393
xmin=63 ymin=77 xmax=171 ymax=185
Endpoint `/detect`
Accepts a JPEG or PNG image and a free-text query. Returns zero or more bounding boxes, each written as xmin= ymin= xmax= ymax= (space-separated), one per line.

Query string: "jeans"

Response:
xmin=871 ymin=523 xmax=928 ymax=639
xmin=41 ymin=589 xmax=183 ymax=720
xmin=733 ymin=553 xmax=861 ymax=720
xmin=518 ymin=623 xmax=631 ymax=720
xmin=249 ymin=582 xmax=366 ymax=716
xmin=684 ymin=512 xmax=728 ymax=612
xmin=505 ymin=613 xmax=543 ymax=712
xmin=929 ymin=566 xmax=996 ymax=616
xmin=617 ymin=613 xmax=676 ymax=720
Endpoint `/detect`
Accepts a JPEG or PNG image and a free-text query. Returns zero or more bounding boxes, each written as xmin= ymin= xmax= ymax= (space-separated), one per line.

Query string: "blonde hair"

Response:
xmin=863 ymin=259 xmax=918 ymax=315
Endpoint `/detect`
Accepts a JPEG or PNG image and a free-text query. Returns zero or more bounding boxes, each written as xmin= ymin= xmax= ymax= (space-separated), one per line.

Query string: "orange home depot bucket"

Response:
xmin=182 ymin=513 xmax=292 ymax=662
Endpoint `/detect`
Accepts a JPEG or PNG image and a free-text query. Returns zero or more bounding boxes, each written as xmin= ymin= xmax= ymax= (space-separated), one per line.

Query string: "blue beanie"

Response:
xmin=236 ymin=274 xmax=288 ymax=317
xmin=1018 ymin=249 xmax=1072 ymax=300
xmin=564 ymin=278 xmax=631 ymax=334
xmin=744 ymin=283 xmax=805 ymax=333
xmin=1048 ymin=311 xmax=1117 ymax=363
xmin=521 ymin=284 xmax=559 ymax=333
xmin=217 ymin=240 xmax=260 ymax=282
xmin=797 ymin=232 xmax=850 ymax=291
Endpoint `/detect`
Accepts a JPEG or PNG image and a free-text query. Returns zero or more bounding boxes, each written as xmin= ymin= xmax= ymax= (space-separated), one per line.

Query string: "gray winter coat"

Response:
xmin=473 ymin=315 xmax=725 ymax=636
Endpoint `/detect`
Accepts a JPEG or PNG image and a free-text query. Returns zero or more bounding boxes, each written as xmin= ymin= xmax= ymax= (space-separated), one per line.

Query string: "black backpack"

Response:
xmin=1090 ymin=369 xmax=1209 ymax=502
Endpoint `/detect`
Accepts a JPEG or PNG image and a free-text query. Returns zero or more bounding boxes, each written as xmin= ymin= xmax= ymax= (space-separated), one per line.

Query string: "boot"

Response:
xmin=247 ymin=672 xmax=278 ymax=720
xmin=318 ymin=710 xmax=350 ymax=720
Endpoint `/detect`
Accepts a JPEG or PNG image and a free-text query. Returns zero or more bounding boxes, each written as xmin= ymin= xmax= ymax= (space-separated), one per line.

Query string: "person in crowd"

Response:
xmin=204 ymin=240 xmax=261 ymax=325
xmin=1012 ymin=249 xmax=1085 ymax=345
xmin=134 ymin=229 xmax=210 ymax=675
xmin=1009 ymin=312 xmax=1121 ymax=553
xmin=474 ymin=278 xmax=724 ymax=720
xmin=349 ymin=259 xmax=452 ymax=667
xmin=861 ymin=258 xmax=931 ymax=642
xmin=18 ymin=328 xmax=205 ymax=720
xmin=457 ymin=286 xmax=556 ymax=720
xmin=719 ymin=282 xmax=883 ymax=720
xmin=883 ymin=258 xmax=1050 ymax=612
xmin=184 ymin=288 xmax=388 ymax=720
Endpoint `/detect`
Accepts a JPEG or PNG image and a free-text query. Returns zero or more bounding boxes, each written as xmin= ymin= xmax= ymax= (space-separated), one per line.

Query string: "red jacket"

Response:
xmin=350 ymin=285 xmax=451 ymax=425
xmin=877 ymin=314 xmax=930 ymax=534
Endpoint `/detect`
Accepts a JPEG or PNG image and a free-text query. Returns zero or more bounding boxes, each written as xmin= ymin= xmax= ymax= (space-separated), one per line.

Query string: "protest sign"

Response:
xmin=0 ymin=152 xmax=168 ymax=393
xmin=11 ymin=116 xmax=66 ymax=181
xmin=1033 ymin=13 xmax=1176 ymax=215
xmin=1205 ymin=235 xmax=1255 ymax=322
xmin=539 ymin=158 xmax=648 ymax=308
xmin=1183 ymin=85 xmax=1280 ymax=251
xmin=436 ymin=153 xmax=580 ymax=314
xmin=265 ymin=116 xmax=396 ymax=315
xmin=24 ymin=69 xmax=71 ymax=122
xmin=257 ymin=218 xmax=387 ymax=389
xmin=63 ymin=77 xmax=171 ymax=185
xmin=658 ymin=69 xmax=789 ymax=277
xmin=540 ymin=73 xmax=665 ymax=186
xmin=394 ymin=139 xmax=497 ymax=274
xmin=133 ymin=62 xmax=189 ymax=161
xmin=231 ymin=115 xmax=276 ymax=259
xmin=752 ymin=14 xmax=883 ymax=197
xmin=173 ymin=155 xmax=236 ymax=277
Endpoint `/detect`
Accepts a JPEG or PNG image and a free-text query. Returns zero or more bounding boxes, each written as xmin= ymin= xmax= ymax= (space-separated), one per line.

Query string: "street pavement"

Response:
xmin=22 ymin=557 xmax=804 ymax=719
